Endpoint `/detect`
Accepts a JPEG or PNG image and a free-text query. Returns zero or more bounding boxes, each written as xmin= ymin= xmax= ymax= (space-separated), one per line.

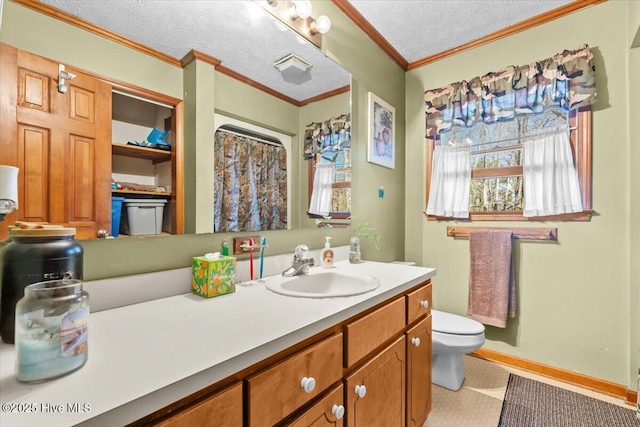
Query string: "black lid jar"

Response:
xmin=1 ymin=225 xmax=83 ymax=344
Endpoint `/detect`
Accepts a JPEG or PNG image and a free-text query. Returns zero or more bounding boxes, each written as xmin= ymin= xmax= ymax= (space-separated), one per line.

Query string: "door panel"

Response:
xmin=345 ymin=336 xmax=406 ymax=427
xmin=406 ymin=316 xmax=432 ymax=427
xmin=69 ymin=135 xmax=96 ymax=222
xmin=69 ymin=86 xmax=95 ymax=123
xmin=17 ymin=125 xmax=49 ymax=222
xmin=18 ymin=68 xmax=50 ymax=112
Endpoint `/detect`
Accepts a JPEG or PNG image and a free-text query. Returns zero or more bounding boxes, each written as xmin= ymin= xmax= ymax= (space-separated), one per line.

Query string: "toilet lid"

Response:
xmin=432 ymin=310 xmax=485 ymax=335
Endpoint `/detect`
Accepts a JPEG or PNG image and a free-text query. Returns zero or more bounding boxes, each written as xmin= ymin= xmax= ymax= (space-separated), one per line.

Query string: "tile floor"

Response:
xmin=424 ymin=355 xmax=638 ymax=427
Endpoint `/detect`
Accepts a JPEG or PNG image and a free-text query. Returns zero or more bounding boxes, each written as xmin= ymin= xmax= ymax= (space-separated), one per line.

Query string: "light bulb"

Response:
xmin=311 ymin=15 xmax=331 ymax=34
xmin=291 ymin=0 xmax=312 ymax=19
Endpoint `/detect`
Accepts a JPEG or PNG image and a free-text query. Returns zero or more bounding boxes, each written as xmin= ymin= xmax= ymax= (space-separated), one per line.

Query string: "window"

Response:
xmin=308 ymin=147 xmax=352 ymax=220
xmin=305 ymin=114 xmax=352 ymax=223
xmin=425 ymin=107 xmax=592 ymax=221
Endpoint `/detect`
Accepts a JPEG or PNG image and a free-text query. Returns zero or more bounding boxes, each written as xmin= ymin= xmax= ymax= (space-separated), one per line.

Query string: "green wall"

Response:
xmin=0 ymin=0 xmax=406 ymax=278
xmin=406 ymin=0 xmax=637 ymax=388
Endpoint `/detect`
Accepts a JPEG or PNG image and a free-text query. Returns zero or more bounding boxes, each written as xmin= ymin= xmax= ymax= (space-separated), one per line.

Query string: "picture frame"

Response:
xmin=367 ymin=92 xmax=395 ymax=169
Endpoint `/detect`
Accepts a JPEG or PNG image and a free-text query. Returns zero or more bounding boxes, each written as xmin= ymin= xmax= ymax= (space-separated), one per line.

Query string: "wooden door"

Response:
xmin=345 ymin=336 xmax=406 ymax=427
xmin=0 ymin=44 xmax=111 ymax=240
xmin=284 ymin=384 xmax=344 ymax=427
xmin=406 ymin=316 xmax=432 ymax=427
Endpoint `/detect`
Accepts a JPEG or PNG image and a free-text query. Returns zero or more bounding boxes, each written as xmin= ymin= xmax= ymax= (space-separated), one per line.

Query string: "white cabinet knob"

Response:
xmin=331 ymin=404 xmax=345 ymax=420
xmin=412 ymin=337 xmax=421 ymax=347
xmin=300 ymin=377 xmax=316 ymax=393
xmin=354 ymin=384 xmax=367 ymax=398
xmin=420 ymin=300 xmax=429 ymax=309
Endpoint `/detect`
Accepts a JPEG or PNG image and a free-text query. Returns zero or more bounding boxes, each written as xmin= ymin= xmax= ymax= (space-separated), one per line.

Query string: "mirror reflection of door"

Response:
xmin=0 ymin=45 xmax=112 ymax=240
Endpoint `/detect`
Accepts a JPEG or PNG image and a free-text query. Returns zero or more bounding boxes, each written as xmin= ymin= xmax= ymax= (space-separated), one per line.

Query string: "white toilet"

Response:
xmin=389 ymin=262 xmax=485 ymax=391
xmin=431 ymin=309 xmax=485 ymax=391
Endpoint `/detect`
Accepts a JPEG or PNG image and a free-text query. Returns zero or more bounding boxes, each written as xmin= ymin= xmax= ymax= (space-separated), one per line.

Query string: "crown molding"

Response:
xmin=180 ymin=50 xmax=222 ymax=68
xmin=299 ymin=85 xmax=350 ymax=107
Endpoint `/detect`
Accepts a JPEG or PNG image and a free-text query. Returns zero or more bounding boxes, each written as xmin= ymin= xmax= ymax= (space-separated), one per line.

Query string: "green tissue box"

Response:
xmin=192 ymin=255 xmax=236 ymax=298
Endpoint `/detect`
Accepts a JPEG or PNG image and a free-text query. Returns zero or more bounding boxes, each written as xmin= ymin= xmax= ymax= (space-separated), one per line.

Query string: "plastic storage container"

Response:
xmin=0 ymin=224 xmax=83 ymax=344
xmin=111 ymin=196 xmax=125 ymax=237
xmin=15 ymin=278 xmax=89 ymax=382
xmin=124 ymin=199 xmax=167 ymax=235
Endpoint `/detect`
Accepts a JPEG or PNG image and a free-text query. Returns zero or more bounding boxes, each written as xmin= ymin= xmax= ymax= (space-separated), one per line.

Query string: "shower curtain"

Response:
xmin=214 ymin=130 xmax=287 ymax=232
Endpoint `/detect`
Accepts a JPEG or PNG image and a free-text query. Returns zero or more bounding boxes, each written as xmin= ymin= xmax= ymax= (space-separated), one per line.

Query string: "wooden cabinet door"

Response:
xmin=345 ymin=336 xmax=406 ymax=427
xmin=284 ymin=384 xmax=345 ymax=427
xmin=406 ymin=316 xmax=432 ymax=427
xmin=0 ymin=44 xmax=111 ymax=240
xmin=154 ymin=382 xmax=242 ymax=427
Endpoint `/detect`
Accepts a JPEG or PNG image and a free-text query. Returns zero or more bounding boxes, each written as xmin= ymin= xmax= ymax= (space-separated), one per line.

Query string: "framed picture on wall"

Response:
xmin=367 ymin=92 xmax=395 ymax=169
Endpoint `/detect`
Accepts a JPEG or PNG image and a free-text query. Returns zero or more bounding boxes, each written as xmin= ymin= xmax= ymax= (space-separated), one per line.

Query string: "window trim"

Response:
xmin=425 ymin=108 xmax=593 ymax=221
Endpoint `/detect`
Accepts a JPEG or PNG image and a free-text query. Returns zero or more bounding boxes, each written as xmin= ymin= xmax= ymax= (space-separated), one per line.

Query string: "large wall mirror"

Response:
xmin=0 ymin=0 xmax=351 ymax=240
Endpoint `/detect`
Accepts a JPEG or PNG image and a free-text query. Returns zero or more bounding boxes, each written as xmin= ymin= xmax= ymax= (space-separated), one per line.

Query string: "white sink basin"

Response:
xmin=264 ymin=269 xmax=380 ymax=298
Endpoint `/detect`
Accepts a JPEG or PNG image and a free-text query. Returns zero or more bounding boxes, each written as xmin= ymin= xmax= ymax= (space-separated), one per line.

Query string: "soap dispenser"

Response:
xmin=321 ymin=237 xmax=334 ymax=269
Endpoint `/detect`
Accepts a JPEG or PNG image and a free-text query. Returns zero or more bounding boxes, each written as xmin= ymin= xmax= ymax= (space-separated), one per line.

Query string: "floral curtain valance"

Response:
xmin=424 ymin=45 xmax=597 ymax=140
xmin=304 ymin=113 xmax=351 ymax=160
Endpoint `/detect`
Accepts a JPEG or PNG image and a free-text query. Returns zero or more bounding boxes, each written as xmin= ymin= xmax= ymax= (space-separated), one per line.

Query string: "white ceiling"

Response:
xmin=347 ymin=0 xmax=574 ymax=63
xmin=37 ymin=0 xmax=576 ymax=101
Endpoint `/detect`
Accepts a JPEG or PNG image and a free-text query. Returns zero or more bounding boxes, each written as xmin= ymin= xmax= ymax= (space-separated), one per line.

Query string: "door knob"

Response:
xmin=412 ymin=337 xmax=421 ymax=347
xmin=354 ymin=384 xmax=366 ymax=398
xmin=420 ymin=300 xmax=429 ymax=308
xmin=97 ymin=229 xmax=109 ymax=238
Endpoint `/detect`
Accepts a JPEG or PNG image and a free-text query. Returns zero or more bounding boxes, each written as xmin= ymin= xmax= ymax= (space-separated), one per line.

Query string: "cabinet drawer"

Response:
xmin=284 ymin=384 xmax=345 ymax=427
xmin=154 ymin=382 xmax=242 ymax=427
xmin=406 ymin=282 xmax=432 ymax=325
xmin=247 ymin=333 xmax=343 ymax=427
xmin=344 ymin=297 xmax=405 ymax=367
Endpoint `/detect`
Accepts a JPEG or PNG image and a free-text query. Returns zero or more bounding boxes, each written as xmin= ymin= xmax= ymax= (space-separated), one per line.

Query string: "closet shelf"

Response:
xmin=112 ymin=143 xmax=171 ymax=163
xmin=446 ymin=226 xmax=558 ymax=241
xmin=112 ymin=189 xmax=171 ymax=197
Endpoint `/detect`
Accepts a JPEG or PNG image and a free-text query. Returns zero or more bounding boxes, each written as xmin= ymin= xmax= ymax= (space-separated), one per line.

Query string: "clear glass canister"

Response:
xmin=15 ymin=279 xmax=89 ymax=382
xmin=349 ymin=236 xmax=361 ymax=264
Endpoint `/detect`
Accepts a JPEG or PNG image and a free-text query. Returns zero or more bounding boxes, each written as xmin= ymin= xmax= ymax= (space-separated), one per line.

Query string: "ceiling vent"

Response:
xmin=274 ymin=54 xmax=312 ymax=73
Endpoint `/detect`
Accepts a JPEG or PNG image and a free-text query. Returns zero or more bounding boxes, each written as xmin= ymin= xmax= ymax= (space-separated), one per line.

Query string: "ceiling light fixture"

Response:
xmin=259 ymin=0 xmax=328 ymax=49
xmin=289 ymin=1 xmax=312 ymax=20
xmin=310 ymin=15 xmax=331 ymax=35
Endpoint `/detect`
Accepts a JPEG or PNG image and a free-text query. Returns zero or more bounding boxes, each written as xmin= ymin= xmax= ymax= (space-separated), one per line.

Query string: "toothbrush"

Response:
xmin=259 ymin=237 xmax=267 ymax=279
xmin=248 ymin=238 xmax=254 ymax=281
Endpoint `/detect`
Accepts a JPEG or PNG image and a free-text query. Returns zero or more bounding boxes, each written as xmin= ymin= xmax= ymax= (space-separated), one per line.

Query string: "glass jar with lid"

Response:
xmin=15 ymin=279 xmax=89 ymax=382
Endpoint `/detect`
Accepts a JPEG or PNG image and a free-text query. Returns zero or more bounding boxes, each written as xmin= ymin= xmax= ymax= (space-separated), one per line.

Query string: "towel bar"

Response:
xmin=446 ymin=226 xmax=557 ymax=241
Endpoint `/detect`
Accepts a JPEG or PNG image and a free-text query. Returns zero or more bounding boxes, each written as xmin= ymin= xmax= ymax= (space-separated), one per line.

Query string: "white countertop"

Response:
xmin=0 ymin=261 xmax=435 ymax=427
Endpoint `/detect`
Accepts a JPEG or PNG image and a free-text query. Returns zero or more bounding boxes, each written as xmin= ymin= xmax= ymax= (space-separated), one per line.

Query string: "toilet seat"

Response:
xmin=432 ymin=310 xmax=485 ymax=335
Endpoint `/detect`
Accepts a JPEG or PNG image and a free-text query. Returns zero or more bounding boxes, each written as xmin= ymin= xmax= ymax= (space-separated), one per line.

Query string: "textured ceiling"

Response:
xmin=40 ymin=0 xmax=350 ymax=102
xmin=38 ymin=1 xmax=576 ymax=101
xmin=347 ymin=0 xmax=574 ymax=63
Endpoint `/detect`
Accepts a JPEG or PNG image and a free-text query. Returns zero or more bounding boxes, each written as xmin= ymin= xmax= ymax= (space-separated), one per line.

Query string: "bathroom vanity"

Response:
xmin=0 ymin=261 xmax=435 ymax=426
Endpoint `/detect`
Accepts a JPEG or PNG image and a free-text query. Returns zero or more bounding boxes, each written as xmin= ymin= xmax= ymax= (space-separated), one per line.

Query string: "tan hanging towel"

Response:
xmin=467 ymin=229 xmax=516 ymax=328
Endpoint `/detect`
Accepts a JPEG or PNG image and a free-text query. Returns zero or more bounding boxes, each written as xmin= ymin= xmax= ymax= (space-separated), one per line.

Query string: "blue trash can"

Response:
xmin=111 ymin=197 xmax=125 ymax=237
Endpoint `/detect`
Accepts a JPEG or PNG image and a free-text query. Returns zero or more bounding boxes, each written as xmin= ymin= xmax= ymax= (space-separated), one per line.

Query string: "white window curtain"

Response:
xmin=309 ymin=164 xmax=333 ymax=216
xmin=523 ymin=128 xmax=583 ymax=217
xmin=426 ymin=145 xmax=471 ymax=218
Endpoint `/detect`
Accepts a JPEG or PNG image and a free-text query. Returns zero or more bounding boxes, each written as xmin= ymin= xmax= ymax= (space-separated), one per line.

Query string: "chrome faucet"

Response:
xmin=282 ymin=244 xmax=315 ymax=277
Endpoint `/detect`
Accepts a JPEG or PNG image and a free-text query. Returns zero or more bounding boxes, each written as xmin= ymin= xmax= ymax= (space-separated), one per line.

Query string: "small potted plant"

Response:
xmin=349 ymin=217 xmax=381 ymax=263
